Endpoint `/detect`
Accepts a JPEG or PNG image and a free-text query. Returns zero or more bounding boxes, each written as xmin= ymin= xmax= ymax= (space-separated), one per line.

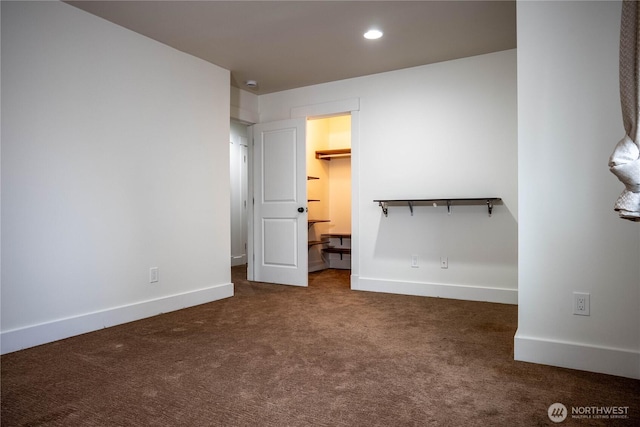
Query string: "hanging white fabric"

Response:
xmin=609 ymin=0 xmax=640 ymax=221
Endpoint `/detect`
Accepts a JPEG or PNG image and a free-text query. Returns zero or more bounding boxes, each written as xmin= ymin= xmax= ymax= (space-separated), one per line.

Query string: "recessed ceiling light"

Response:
xmin=364 ymin=29 xmax=383 ymax=40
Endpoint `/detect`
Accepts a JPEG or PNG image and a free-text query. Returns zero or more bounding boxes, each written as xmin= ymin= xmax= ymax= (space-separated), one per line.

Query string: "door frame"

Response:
xmin=229 ymin=127 xmax=249 ymax=267
xmin=247 ymin=98 xmax=360 ymax=288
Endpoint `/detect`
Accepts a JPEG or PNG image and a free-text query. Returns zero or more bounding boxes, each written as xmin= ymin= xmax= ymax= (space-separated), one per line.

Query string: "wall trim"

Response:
xmin=231 ymin=105 xmax=258 ymax=124
xmin=354 ymin=277 xmax=517 ymax=305
xmin=291 ymin=98 xmax=360 ymax=119
xmin=231 ymin=256 xmax=247 ymax=266
xmin=1 ymin=283 xmax=234 ymax=355
xmin=309 ymin=260 xmax=328 ymax=273
xmin=514 ymin=332 xmax=640 ymax=380
xmin=350 ymin=274 xmax=360 ymax=290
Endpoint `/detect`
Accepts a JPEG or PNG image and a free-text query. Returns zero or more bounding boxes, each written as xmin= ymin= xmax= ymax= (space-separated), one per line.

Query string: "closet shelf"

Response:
xmin=315 ymin=148 xmax=351 ymax=160
xmin=321 ymin=233 xmax=351 ymax=238
xmin=321 ymin=233 xmax=351 ymax=246
xmin=374 ymin=198 xmax=501 ymax=217
xmin=307 ymin=176 xmax=320 ymax=180
xmin=308 ymin=240 xmax=329 ymax=247
xmin=323 ymin=247 xmax=351 ymax=254
xmin=322 ymin=246 xmax=351 ymax=260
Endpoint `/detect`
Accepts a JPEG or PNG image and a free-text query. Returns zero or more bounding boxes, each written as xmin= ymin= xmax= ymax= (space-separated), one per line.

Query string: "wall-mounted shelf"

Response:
xmin=315 ymin=148 xmax=351 ymax=160
xmin=374 ymin=198 xmax=501 ymax=217
xmin=322 ymin=246 xmax=350 ymax=260
xmin=321 ymin=233 xmax=350 ymax=246
xmin=321 ymin=233 xmax=352 ymax=261
xmin=307 ymin=176 xmax=319 ymax=180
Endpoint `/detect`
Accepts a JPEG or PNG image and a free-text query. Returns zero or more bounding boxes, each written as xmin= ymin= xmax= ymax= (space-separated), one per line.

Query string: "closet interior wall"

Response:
xmin=307 ymin=116 xmax=351 ymax=272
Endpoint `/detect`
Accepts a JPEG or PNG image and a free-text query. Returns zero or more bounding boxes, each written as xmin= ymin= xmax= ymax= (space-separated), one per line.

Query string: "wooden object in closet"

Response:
xmin=307 ymin=176 xmax=329 ymax=253
xmin=315 ymin=148 xmax=351 ymax=160
xmin=322 ymin=233 xmax=351 ymax=268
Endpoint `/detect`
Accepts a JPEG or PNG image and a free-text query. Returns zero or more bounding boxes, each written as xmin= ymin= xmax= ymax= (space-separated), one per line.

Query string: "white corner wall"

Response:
xmin=1 ymin=1 xmax=232 ymax=353
xmin=516 ymin=0 xmax=640 ymax=379
xmin=259 ymin=49 xmax=518 ymax=304
xmin=231 ymin=87 xmax=259 ymax=124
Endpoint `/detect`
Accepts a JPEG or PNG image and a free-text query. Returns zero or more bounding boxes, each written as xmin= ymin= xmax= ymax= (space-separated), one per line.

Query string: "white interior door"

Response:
xmin=252 ymin=118 xmax=307 ymax=286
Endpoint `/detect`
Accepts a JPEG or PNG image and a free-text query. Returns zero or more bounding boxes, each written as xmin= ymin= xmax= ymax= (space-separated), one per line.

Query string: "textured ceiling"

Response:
xmin=67 ymin=1 xmax=516 ymax=95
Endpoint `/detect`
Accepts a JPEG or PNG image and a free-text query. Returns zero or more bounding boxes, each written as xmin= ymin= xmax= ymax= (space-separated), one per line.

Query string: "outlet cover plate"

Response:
xmin=411 ymin=255 xmax=418 ymax=268
xmin=573 ymin=292 xmax=590 ymax=316
xmin=149 ymin=267 xmax=159 ymax=283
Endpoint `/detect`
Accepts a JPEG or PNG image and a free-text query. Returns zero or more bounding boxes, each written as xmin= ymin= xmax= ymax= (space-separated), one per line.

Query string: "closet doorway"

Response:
xmin=248 ymin=106 xmax=359 ymax=287
xmin=230 ymin=120 xmax=249 ymax=267
xmin=306 ymin=114 xmax=352 ymax=273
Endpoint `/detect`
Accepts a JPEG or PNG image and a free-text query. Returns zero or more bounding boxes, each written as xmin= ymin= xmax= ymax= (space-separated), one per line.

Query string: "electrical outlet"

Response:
xmin=573 ymin=292 xmax=590 ymax=316
xmin=411 ymin=255 xmax=419 ymax=268
xmin=440 ymin=257 xmax=448 ymax=269
xmin=149 ymin=267 xmax=159 ymax=283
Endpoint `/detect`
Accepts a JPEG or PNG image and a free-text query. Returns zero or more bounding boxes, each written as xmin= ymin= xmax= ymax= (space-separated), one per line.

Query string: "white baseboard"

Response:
xmin=514 ymin=332 xmax=640 ymax=379
xmin=309 ymin=259 xmax=328 ymax=273
xmin=230 ymin=255 xmax=246 ymax=266
xmin=1 ymin=283 xmax=234 ymax=355
xmin=353 ymin=277 xmax=517 ymax=304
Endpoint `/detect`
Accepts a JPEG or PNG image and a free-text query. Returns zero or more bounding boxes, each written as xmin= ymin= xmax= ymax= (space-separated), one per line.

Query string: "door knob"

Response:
xmin=297 ymin=207 xmax=305 ymax=213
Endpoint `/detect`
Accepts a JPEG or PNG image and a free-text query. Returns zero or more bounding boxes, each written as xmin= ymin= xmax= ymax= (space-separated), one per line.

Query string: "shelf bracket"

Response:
xmin=487 ymin=199 xmax=494 ymax=217
xmin=447 ymin=200 xmax=451 ymax=215
xmin=378 ymin=201 xmax=388 ymax=217
xmin=408 ymin=201 xmax=414 ymax=216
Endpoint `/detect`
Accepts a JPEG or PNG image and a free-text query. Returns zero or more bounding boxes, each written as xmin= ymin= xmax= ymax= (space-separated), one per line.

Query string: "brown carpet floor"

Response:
xmin=1 ymin=266 xmax=639 ymax=426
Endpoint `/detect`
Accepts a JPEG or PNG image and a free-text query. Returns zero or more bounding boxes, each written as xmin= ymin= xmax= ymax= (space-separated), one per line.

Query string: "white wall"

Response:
xmin=260 ymin=49 xmax=518 ymax=304
xmin=230 ymin=87 xmax=259 ymax=124
xmin=1 ymin=1 xmax=232 ymax=353
xmin=327 ymin=116 xmax=352 ymax=235
xmin=516 ymin=0 xmax=640 ymax=379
